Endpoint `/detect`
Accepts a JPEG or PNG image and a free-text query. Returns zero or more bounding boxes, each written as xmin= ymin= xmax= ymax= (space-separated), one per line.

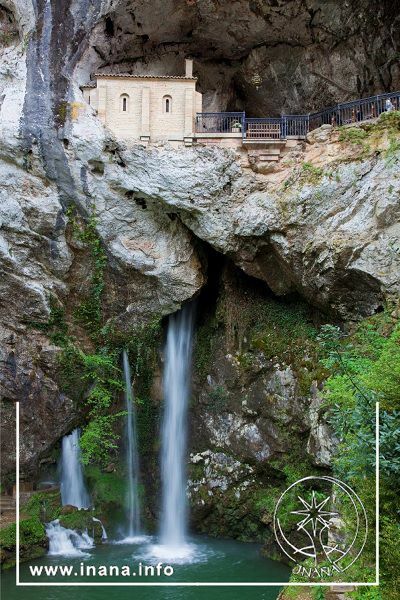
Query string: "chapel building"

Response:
xmin=81 ymin=59 xmax=202 ymax=146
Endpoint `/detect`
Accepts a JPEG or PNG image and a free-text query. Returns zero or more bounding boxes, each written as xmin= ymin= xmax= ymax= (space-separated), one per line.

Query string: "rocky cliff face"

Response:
xmin=0 ymin=0 xmax=399 ymax=490
xmin=79 ymin=0 xmax=400 ymax=114
xmin=185 ymin=264 xmax=336 ymax=546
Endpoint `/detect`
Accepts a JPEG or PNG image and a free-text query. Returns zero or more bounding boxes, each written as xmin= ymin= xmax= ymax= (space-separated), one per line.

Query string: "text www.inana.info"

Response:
xmin=29 ymin=562 xmax=174 ymax=578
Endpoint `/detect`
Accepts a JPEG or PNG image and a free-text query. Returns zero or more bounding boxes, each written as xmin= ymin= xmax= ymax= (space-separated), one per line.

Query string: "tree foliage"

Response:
xmin=318 ymin=311 xmax=400 ymax=599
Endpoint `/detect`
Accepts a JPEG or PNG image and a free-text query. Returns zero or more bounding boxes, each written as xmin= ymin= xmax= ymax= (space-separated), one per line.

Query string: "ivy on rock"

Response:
xmin=31 ymin=205 xmax=161 ymax=468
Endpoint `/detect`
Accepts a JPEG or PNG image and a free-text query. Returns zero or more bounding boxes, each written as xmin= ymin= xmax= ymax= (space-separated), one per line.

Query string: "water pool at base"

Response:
xmin=1 ymin=535 xmax=290 ymax=600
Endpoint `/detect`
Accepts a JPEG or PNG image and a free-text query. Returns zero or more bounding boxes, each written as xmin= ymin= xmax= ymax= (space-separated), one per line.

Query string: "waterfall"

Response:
xmin=92 ymin=517 xmax=108 ymax=540
xmin=60 ymin=429 xmax=90 ymax=509
xmin=160 ymin=305 xmax=194 ymax=549
xmin=46 ymin=520 xmax=93 ymax=556
xmin=122 ymin=350 xmax=141 ymax=538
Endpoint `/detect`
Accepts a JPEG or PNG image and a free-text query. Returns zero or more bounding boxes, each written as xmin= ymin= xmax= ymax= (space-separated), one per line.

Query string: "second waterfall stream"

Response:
xmin=157 ymin=305 xmax=194 ymax=558
xmin=60 ymin=429 xmax=90 ymax=509
xmin=122 ymin=350 xmax=142 ymax=541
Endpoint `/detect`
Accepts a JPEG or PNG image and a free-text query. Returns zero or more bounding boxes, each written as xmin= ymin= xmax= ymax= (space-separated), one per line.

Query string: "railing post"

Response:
xmin=242 ymin=111 xmax=246 ymax=141
xmin=281 ymin=115 xmax=287 ymax=139
xmin=337 ymin=104 xmax=341 ymax=127
xmin=307 ymin=113 xmax=310 ymax=136
xmin=376 ymin=94 xmax=380 ymax=117
xmin=371 ymin=96 xmax=377 ymax=118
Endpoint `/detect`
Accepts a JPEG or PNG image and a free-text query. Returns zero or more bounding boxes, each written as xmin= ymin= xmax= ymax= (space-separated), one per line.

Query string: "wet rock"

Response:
xmin=307 ymin=386 xmax=338 ymax=467
xmin=103 ymin=463 xmax=116 ymax=473
xmin=58 ymin=509 xmax=105 ymax=542
xmin=60 ymin=504 xmax=77 ymax=514
xmin=203 ymin=412 xmax=271 ymax=463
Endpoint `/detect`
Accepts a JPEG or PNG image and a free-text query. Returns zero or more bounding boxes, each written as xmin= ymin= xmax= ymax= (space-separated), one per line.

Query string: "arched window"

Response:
xmin=120 ymin=94 xmax=129 ymax=112
xmin=163 ymin=95 xmax=172 ymax=114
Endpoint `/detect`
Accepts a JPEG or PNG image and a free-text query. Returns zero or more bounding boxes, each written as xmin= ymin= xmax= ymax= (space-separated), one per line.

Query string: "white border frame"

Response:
xmin=15 ymin=401 xmax=380 ymax=587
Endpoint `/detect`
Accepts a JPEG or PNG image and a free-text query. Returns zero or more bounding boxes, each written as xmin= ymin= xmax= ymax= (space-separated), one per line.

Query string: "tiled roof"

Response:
xmin=81 ymin=82 xmax=96 ymax=88
xmin=93 ymin=73 xmax=197 ymax=81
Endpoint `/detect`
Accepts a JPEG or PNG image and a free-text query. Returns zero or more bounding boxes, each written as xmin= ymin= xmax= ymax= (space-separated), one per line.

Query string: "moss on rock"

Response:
xmin=22 ymin=489 xmax=62 ymax=522
xmin=58 ymin=509 xmax=104 ymax=541
xmin=85 ymin=465 xmax=125 ymax=508
xmin=189 ymin=265 xmax=331 ymax=554
xmin=0 ymin=517 xmax=47 ymax=569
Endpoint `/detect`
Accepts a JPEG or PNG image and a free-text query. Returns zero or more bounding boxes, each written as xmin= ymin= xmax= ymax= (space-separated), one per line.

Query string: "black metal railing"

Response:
xmin=309 ymin=92 xmax=400 ymax=129
xmin=195 ymin=90 xmax=400 ymax=140
xmin=283 ymin=115 xmax=309 ymax=138
xmin=195 ymin=112 xmax=245 ymax=133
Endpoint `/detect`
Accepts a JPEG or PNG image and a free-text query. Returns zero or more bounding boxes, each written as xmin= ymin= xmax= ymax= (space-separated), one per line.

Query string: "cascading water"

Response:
xmin=46 ymin=520 xmax=94 ymax=556
xmin=60 ymin=429 xmax=90 ymax=509
xmin=92 ymin=517 xmax=108 ymax=540
xmin=122 ymin=350 xmax=142 ymax=539
xmin=158 ymin=305 xmax=194 ymax=555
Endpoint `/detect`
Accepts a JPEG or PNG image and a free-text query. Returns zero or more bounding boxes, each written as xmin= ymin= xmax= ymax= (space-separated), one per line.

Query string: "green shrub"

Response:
xmin=376 ymin=110 xmax=400 ymax=130
xmin=80 ymin=415 xmax=124 ymax=465
xmin=300 ymin=161 xmax=324 ymax=183
xmin=22 ymin=490 xmax=61 ymax=522
xmin=313 ymin=587 xmax=325 ymax=600
xmin=0 ymin=517 xmax=46 ymax=549
xmin=27 ymin=296 xmax=68 ymax=345
xmin=365 ymin=326 xmax=400 ymax=409
xmin=68 ymin=211 xmax=107 ymax=342
xmin=318 ymin=309 xmax=400 ymax=596
xmin=379 ymin=517 xmax=400 ymax=599
xmin=350 ymin=590 xmax=381 ymax=600
xmin=339 ymin=127 xmax=368 ymax=145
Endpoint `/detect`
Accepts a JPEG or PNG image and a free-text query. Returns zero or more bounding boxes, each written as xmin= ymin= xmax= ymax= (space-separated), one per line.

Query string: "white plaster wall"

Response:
xmin=87 ymin=77 xmax=198 ymax=141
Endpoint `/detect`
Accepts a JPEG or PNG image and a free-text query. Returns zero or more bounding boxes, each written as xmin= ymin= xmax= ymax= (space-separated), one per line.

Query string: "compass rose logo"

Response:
xmin=292 ymin=490 xmax=339 ymax=539
xmin=273 ymin=476 xmax=368 ymax=577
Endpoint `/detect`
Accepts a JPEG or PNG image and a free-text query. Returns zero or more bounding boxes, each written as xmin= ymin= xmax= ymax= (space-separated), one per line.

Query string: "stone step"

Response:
xmin=0 ymin=496 xmax=15 ymax=508
xmin=258 ymin=155 xmax=280 ymax=161
xmin=330 ymin=586 xmax=356 ymax=591
xmin=259 ymin=148 xmax=282 ymax=155
xmin=249 ymin=149 xmax=281 ymax=159
xmin=243 ymin=140 xmax=286 ymax=147
xmin=326 ymin=585 xmax=355 ymax=600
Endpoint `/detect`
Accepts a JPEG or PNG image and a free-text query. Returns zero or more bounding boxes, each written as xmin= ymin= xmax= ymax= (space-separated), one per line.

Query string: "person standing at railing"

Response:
xmin=385 ymin=98 xmax=395 ymax=112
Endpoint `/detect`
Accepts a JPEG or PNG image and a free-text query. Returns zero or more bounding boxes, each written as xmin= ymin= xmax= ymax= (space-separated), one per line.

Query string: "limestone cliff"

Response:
xmin=0 ymin=0 xmax=399 ymax=495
